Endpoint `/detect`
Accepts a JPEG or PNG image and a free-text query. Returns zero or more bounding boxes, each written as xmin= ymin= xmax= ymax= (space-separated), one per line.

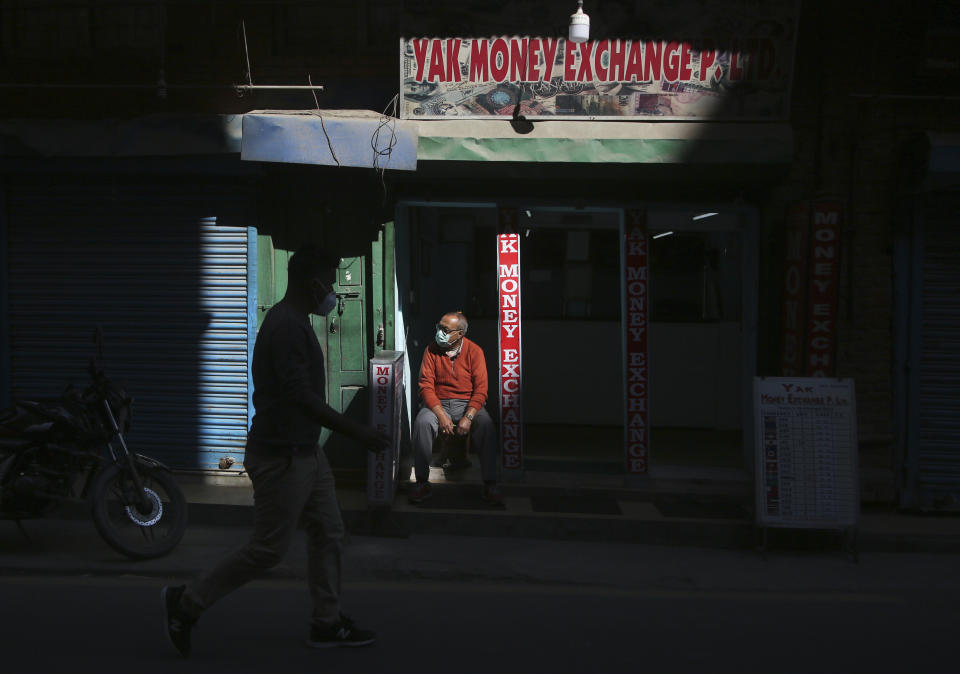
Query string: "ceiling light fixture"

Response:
xmin=653 ymin=231 xmax=674 ymax=239
xmin=692 ymin=212 xmax=718 ymax=221
xmin=569 ymin=1 xmax=590 ymax=43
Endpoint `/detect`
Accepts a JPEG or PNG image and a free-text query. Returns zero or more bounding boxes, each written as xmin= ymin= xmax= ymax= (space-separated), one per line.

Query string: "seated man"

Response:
xmin=409 ymin=311 xmax=502 ymax=506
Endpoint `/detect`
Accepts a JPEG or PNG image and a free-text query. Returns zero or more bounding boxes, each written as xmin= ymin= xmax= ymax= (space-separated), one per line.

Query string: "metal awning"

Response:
xmin=0 ymin=111 xmax=791 ymax=169
xmin=241 ymin=110 xmax=419 ymax=171
xmin=241 ymin=111 xmax=792 ymax=169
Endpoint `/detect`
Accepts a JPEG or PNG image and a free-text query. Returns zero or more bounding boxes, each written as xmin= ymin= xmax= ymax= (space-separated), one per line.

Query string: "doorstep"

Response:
xmin=173 ymin=463 xmax=755 ymax=513
xmin=172 ymin=467 xmax=756 ymax=549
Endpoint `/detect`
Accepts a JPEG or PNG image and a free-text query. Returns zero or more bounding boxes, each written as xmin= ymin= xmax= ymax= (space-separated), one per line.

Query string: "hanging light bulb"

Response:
xmin=569 ymin=0 xmax=590 ymax=43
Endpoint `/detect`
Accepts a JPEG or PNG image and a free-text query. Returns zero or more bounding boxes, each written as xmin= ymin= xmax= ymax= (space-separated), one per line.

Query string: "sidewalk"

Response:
xmin=1 ymin=470 xmax=958 ymax=583
xmin=178 ymin=467 xmax=960 ymax=553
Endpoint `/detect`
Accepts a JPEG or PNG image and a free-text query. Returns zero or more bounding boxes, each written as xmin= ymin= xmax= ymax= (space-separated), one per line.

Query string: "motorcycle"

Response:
xmin=0 ymin=340 xmax=188 ymax=560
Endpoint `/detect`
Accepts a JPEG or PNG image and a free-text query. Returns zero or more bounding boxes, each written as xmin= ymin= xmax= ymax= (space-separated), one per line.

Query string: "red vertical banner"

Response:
xmin=623 ymin=209 xmax=649 ymax=474
xmin=780 ymin=202 xmax=809 ymax=376
xmin=804 ymin=201 xmax=843 ymax=377
xmin=497 ymin=231 xmax=522 ymax=471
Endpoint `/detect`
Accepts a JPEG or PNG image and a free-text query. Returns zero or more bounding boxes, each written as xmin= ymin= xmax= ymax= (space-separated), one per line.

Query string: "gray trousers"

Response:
xmin=412 ymin=399 xmax=498 ymax=483
xmin=181 ymin=445 xmax=344 ymax=629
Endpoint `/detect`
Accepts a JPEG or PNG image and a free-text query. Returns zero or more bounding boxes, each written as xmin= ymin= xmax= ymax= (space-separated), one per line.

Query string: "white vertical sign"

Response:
xmin=367 ymin=351 xmax=404 ymax=505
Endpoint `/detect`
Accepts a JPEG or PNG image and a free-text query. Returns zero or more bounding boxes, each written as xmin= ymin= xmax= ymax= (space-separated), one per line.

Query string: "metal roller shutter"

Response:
xmin=6 ymin=182 xmax=254 ymax=470
xmin=915 ymin=209 xmax=960 ymax=506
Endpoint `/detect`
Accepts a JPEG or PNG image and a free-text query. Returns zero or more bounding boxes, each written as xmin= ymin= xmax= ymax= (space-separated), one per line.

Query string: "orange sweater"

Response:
xmin=418 ymin=338 xmax=488 ymax=411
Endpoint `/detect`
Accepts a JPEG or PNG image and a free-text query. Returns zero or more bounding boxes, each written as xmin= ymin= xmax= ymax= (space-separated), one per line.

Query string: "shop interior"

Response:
xmin=397 ymin=203 xmax=753 ymax=473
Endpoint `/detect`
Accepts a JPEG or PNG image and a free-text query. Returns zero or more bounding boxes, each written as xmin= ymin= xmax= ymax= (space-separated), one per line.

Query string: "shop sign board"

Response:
xmin=497 ymin=226 xmax=523 ymax=471
xmin=399 ymin=2 xmax=797 ymax=120
xmin=754 ymin=377 xmax=859 ymax=529
xmin=367 ymin=351 xmax=404 ymax=506
xmin=623 ymin=210 xmax=649 ymax=474
xmin=779 ymin=200 xmax=843 ymax=377
xmin=804 ymin=201 xmax=842 ymax=377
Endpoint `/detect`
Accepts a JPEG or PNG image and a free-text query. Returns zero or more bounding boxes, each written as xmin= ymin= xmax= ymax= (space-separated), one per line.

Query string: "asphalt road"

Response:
xmin=0 ymin=574 xmax=955 ymax=673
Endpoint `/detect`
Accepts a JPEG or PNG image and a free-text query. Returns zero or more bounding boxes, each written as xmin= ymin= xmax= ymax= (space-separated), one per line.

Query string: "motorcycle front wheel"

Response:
xmin=89 ymin=462 xmax=188 ymax=560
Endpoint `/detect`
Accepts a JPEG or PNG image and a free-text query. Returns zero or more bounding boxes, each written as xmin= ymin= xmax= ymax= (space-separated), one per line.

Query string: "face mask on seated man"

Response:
xmin=434 ymin=318 xmax=464 ymax=356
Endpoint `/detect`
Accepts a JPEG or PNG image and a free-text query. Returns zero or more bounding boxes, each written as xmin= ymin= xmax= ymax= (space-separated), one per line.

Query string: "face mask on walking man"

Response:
xmin=162 ymin=244 xmax=389 ymax=657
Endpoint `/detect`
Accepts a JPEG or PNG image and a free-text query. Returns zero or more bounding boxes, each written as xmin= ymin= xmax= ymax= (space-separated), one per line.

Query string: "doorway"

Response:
xmin=646 ymin=209 xmax=754 ymax=470
xmin=513 ymin=208 xmax=624 ymax=472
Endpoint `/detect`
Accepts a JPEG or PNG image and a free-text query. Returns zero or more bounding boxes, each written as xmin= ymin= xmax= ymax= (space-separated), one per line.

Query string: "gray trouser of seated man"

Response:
xmin=412 ymin=399 xmax=498 ymax=483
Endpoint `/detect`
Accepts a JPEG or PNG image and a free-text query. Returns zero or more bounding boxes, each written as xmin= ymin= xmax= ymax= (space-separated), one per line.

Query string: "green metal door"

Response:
xmin=323 ymin=223 xmax=397 ymax=474
xmin=320 ymin=253 xmax=368 ymax=469
xmin=255 ymin=226 xmax=395 ymax=477
xmin=255 ymin=236 xmax=290 ymax=331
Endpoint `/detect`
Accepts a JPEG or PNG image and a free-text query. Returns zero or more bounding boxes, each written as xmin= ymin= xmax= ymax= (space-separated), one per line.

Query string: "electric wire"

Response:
xmin=372 ymin=93 xmax=400 ymax=202
xmin=309 ymin=74 xmax=341 ymax=167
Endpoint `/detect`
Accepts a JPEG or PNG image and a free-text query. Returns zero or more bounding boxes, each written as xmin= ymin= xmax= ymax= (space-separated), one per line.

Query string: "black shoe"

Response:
xmin=161 ymin=585 xmax=195 ymax=658
xmin=306 ymin=615 xmax=376 ymax=648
